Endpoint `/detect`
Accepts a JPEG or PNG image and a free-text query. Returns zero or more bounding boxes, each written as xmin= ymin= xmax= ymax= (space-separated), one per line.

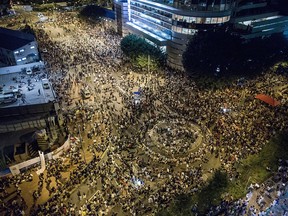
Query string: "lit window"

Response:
xmin=20 ymin=49 xmax=24 ymax=52
xmin=182 ymin=28 xmax=188 ymax=34
xmin=223 ymin=16 xmax=230 ymax=22
xmin=211 ymin=18 xmax=217 ymax=24
xmin=22 ymin=57 xmax=26 ymax=60
xmin=17 ymin=59 xmax=21 ymax=62
xmin=206 ymin=18 xmax=211 ymax=24
xmin=30 ymin=46 xmax=35 ymax=49
xmin=14 ymin=51 xmax=19 ymax=54
xmin=217 ymin=17 xmax=223 ymax=23
xmin=196 ymin=17 xmax=202 ymax=24
xmin=190 ymin=17 xmax=196 ymax=23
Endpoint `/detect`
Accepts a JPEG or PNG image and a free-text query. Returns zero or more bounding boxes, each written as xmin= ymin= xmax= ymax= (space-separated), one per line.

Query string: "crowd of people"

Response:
xmin=0 ymin=9 xmax=288 ymax=216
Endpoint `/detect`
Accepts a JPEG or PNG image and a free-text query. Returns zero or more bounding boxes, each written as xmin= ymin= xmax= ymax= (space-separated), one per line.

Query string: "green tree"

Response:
xmin=120 ymin=34 xmax=147 ymax=58
xmin=135 ymin=55 xmax=158 ymax=71
xmin=197 ymin=170 xmax=228 ymax=214
xmin=120 ymin=34 xmax=166 ymax=69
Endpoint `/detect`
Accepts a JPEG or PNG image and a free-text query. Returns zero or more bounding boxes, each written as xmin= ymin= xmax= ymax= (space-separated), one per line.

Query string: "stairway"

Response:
xmin=0 ymin=151 xmax=7 ymax=170
xmin=27 ymin=142 xmax=39 ymax=158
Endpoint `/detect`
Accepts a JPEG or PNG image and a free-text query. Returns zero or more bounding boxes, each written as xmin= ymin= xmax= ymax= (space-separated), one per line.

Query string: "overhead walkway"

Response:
xmin=126 ymin=22 xmax=168 ymax=46
xmin=233 ymin=15 xmax=288 ymax=39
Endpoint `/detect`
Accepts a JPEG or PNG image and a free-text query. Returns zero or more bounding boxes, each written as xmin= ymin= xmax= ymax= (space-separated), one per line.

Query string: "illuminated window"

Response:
xmin=223 ymin=16 xmax=230 ymax=22
xmin=182 ymin=28 xmax=188 ymax=34
xmin=22 ymin=57 xmax=26 ymax=60
xmin=20 ymin=49 xmax=24 ymax=52
xmin=14 ymin=51 xmax=19 ymax=54
xmin=190 ymin=17 xmax=196 ymax=23
xmin=206 ymin=18 xmax=211 ymax=24
xmin=17 ymin=59 xmax=21 ymax=62
xmin=30 ymin=46 xmax=35 ymax=49
xmin=183 ymin=16 xmax=189 ymax=22
xmin=196 ymin=17 xmax=202 ymax=23
xmin=217 ymin=17 xmax=223 ymax=23
xmin=211 ymin=18 xmax=217 ymax=24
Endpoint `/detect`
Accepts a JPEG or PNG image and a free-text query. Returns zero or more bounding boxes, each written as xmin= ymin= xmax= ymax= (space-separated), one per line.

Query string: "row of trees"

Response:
xmin=120 ymin=31 xmax=288 ymax=78
xmin=120 ymin=34 xmax=166 ymax=71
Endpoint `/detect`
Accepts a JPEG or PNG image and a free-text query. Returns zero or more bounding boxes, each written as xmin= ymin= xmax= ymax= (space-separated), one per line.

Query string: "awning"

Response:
xmin=255 ymin=94 xmax=280 ymax=106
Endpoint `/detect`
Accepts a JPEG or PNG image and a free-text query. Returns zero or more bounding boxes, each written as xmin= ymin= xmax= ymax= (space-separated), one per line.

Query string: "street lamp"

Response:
xmin=78 ymin=125 xmax=87 ymax=163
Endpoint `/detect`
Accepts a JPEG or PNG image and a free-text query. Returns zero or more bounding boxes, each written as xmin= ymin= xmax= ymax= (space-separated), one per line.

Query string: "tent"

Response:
xmin=255 ymin=94 xmax=280 ymax=106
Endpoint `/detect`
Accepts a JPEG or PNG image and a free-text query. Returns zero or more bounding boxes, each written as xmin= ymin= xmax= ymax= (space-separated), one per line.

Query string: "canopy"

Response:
xmin=255 ymin=94 xmax=280 ymax=106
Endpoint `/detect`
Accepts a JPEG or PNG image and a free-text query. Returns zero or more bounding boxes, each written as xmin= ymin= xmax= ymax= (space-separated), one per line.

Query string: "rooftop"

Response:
xmin=0 ymin=70 xmax=56 ymax=109
xmin=0 ymin=27 xmax=35 ymax=51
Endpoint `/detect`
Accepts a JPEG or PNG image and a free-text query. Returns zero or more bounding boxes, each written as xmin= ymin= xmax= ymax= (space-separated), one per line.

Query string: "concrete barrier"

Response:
xmin=0 ymin=61 xmax=44 ymax=75
xmin=8 ymin=136 xmax=70 ymax=176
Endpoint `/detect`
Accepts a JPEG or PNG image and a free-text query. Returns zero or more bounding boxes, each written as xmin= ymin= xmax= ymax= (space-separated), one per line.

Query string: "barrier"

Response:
xmin=9 ymin=136 xmax=70 ymax=176
xmin=36 ymin=151 xmax=46 ymax=175
xmin=0 ymin=61 xmax=44 ymax=75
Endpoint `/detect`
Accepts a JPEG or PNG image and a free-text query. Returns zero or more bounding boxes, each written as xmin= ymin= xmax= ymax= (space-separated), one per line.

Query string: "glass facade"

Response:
xmin=125 ymin=0 xmax=234 ymax=69
xmin=128 ymin=0 xmax=232 ymax=38
xmin=172 ymin=14 xmax=230 ymax=34
xmin=138 ymin=0 xmax=234 ymax=11
xmin=173 ymin=0 xmax=234 ymax=11
xmin=130 ymin=0 xmax=173 ymax=40
xmin=115 ymin=0 xmax=287 ymax=70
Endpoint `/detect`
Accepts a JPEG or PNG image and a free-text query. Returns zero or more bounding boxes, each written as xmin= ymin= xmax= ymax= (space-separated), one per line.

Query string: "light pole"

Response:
xmin=78 ymin=125 xmax=87 ymax=163
xmin=147 ymin=54 xmax=150 ymax=74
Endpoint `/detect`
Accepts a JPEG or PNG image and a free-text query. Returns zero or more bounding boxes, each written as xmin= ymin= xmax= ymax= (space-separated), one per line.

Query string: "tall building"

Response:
xmin=114 ymin=0 xmax=288 ymax=70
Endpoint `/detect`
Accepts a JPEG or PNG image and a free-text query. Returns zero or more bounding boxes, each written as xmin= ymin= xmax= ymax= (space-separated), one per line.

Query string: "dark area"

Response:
xmin=21 ymin=24 xmax=36 ymax=36
xmin=15 ymin=143 xmax=26 ymax=155
xmin=79 ymin=5 xmax=114 ymax=20
xmin=182 ymin=27 xmax=288 ymax=78
xmin=0 ymin=0 xmax=10 ymax=16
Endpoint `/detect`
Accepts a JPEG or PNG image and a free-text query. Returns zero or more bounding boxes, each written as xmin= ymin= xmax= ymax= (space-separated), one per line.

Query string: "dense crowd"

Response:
xmin=0 ymin=10 xmax=288 ymax=216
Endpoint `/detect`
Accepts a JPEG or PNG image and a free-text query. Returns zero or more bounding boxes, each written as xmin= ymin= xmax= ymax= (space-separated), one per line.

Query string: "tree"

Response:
xmin=121 ymin=34 xmax=166 ymax=69
xmin=197 ymin=170 xmax=228 ymax=214
xmin=182 ymin=28 xmax=288 ymax=77
xmin=182 ymin=28 xmax=243 ymax=77
xmin=135 ymin=55 xmax=158 ymax=71
xmin=120 ymin=34 xmax=147 ymax=58
xmin=79 ymin=5 xmax=106 ymax=19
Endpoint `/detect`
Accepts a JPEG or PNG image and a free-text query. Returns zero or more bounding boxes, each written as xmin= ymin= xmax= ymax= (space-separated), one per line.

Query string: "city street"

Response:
xmin=0 ymin=7 xmax=288 ymax=216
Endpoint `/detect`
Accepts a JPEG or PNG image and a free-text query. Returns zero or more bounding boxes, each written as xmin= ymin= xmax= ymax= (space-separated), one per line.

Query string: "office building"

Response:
xmin=114 ymin=0 xmax=288 ymax=70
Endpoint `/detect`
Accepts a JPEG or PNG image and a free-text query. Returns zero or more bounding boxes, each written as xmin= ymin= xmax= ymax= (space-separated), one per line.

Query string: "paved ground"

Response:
xmin=1 ymin=8 xmax=287 ymax=216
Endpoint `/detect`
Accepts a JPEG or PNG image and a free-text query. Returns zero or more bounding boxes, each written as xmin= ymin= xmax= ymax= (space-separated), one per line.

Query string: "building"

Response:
xmin=114 ymin=0 xmax=288 ymax=70
xmin=0 ymin=27 xmax=39 ymax=67
xmin=0 ymin=69 xmax=64 ymax=171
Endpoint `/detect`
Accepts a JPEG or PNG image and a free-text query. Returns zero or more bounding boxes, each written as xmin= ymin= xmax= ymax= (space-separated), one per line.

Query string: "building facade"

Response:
xmin=0 ymin=28 xmax=39 ymax=67
xmin=114 ymin=0 xmax=288 ymax=70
